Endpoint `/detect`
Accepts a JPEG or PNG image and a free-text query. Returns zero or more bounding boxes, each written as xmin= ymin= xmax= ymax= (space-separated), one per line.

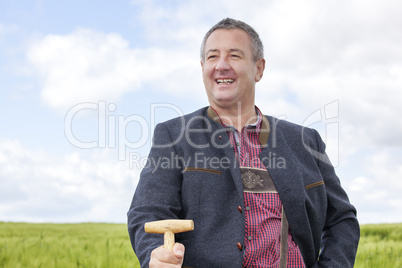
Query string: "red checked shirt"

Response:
xmin=213 ymin=106 xmax=305 ymax=267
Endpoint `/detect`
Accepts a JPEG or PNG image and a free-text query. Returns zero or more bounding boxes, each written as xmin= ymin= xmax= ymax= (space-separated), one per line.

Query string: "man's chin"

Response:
xmin=209 ymin=98 xmax=239 ymax=109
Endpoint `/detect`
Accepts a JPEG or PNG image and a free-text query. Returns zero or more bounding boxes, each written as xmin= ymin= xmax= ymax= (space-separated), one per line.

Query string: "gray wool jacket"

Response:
xmin=127 ymin=106 xmax=360 ymax=267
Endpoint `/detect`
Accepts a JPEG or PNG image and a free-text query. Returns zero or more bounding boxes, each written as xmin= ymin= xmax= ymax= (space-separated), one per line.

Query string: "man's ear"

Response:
xmin=200 ymin=60 xmax=204 ymax=72
xmin=255 ymin=58 xmax=265 ymax=82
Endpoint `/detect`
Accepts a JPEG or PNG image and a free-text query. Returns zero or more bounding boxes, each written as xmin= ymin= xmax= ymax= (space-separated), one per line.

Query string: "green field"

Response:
xmin=355 ymin=223 xmax=402 ymax=267
xmin=0 ymin=222 xmax=139 ymax=268
xmin=0 ymin=222 xmax=401 ymax=267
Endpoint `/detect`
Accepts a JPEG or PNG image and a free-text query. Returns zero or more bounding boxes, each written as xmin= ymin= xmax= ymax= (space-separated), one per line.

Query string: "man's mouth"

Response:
xmin=216 ymin=79 xmax=234 ymax=85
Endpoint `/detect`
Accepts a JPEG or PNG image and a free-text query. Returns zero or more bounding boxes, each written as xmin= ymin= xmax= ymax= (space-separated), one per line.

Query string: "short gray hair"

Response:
xmin=200 ymin=18 xmax=264 ymax=62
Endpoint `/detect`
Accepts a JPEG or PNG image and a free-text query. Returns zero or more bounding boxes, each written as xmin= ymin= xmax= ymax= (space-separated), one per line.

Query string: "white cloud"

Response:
xmin=344 ymin=149 xmax=402 ymax=223
xmin=0 ymin=139 xmax=139 ymax=223
xmin=27 ymin=29 xmax=141 ymax=109
xmin=26 ymin=28 xmax=203 ymax=111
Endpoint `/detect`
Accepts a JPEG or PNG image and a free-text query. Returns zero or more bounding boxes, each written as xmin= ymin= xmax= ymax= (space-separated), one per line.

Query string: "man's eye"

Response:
xmin=231 ymin=54 xmax=240 ymax=58
xmin=208 ymin=55 xmax=217 ymax=59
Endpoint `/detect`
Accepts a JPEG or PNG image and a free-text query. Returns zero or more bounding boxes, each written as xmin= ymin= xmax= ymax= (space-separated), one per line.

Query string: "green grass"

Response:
xmin=355 ymin=223 xmax=402 ymax=268
xmin=0 ymin=222 xmax=401 ymax=267
xmin=0 ymin=222 xmax=139 ymax=268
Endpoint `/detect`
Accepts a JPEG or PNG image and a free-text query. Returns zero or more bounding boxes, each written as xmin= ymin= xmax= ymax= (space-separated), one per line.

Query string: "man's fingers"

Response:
xmin=149 ymin=243 xmax=185 ymax=267
xmin=151 ymin=246 xmax=177 ymax=264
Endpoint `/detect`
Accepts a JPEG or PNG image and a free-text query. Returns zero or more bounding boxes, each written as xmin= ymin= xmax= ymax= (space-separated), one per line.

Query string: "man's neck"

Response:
xmin=211 ymin=102 xmax=257 ymax=131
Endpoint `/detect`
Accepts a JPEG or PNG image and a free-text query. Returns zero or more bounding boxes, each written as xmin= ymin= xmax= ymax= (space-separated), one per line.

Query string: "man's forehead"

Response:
xmin=204 ymin=29 xmax=252 ymax=52
xmin=206 ymin=28 xmax=250 ymax=41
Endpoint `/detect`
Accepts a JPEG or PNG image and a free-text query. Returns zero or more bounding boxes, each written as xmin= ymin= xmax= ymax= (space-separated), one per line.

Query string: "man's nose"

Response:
xmin=215 ymin=57 xmax=230 ymax=72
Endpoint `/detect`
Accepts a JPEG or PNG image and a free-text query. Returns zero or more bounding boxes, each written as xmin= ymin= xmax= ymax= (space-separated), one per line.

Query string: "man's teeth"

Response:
xmin=217 ymin=79 xmax=234 ymax=84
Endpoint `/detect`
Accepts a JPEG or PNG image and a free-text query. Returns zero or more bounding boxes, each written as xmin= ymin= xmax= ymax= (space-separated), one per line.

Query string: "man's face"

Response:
xmin=201 ymin=29 xmax=265 ymax=110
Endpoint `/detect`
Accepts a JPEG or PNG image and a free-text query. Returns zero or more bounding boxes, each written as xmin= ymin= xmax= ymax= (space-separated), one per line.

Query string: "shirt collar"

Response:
xmin=207 ymin=106 xmax=270 ymax=147
xmin=209 ymin=106 xmax=263 ymax=131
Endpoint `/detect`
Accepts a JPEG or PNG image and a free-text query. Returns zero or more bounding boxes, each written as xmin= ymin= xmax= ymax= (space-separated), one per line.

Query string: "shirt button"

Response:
xmin=237 ymin=206 xmax=242 ymax=213
xmin=248 ymin=236 xmax=252 ymax=241
xmin=237 ymin=242 xmax=242 ymax=251
xmin=246 ymin=206 xmax=250 ymax=211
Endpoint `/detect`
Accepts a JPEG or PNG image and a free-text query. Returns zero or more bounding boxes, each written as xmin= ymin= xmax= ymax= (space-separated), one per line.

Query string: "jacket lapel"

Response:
xmin=259 ymin=116 xmax=305 ymax=227
xmin=207 ymin=107 xmax=245 ymax=202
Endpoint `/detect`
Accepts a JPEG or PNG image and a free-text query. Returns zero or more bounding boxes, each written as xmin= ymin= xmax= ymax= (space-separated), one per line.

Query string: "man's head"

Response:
xmin=200 ymin=18 xmax=264 ymax=63
xmin=200 ymin=18 xmax=265 ymax=111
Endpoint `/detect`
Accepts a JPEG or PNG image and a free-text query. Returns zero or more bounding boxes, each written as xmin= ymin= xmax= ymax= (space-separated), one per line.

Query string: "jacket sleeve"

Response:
xmin=127 ymin=123 xmax=183 ymax=267
xmin=311 ymin=129 xmax=360 ymax=268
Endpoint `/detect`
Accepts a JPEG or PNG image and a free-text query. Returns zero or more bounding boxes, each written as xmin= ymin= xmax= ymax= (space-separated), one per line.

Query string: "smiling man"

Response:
xmin=128 ymin=18 xmax=360 ymax=267
xmin=201 ymin=27 xmax=264 ymax=130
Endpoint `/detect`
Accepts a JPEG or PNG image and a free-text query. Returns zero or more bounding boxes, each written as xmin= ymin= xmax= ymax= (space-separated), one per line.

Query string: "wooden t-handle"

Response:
xmin=144 ymin=219 xmax=194 ymax=251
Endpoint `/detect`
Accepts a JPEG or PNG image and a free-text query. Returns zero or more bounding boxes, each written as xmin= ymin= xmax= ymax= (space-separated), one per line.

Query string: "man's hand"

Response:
xmin=149 ymin=243 xmax=185 ymax=267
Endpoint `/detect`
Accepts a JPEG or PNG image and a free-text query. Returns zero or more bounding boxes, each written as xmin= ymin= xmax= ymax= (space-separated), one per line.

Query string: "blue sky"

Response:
xmin=1 ymin=0 xmax=401 ymax=223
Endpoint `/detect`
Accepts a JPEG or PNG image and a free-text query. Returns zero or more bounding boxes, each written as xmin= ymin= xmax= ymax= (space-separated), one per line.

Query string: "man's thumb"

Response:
xmin=173 ymin=243 xmax=185 ymax=263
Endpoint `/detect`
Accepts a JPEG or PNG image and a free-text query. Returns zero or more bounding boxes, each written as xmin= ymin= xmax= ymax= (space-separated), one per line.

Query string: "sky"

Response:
xmin=0 ymin=0 xmax=401 ymax=224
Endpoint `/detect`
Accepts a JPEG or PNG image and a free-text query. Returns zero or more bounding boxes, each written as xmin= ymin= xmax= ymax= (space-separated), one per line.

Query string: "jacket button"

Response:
xmin=237 ymin=206 xmax=242 ymax=213
xmin=237 ymin=242 xmax=242 ymax=251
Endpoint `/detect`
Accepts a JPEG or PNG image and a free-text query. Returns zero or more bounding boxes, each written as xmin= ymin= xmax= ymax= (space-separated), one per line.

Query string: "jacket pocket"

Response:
xmin=305 ymin=180 xmax=324 ymax=190
xmin=184 ymin=167 xmax=222 ymax=175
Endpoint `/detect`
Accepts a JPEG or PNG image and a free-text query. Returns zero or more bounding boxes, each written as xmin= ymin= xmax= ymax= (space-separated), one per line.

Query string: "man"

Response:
xmin=128 ymin=18 xmax=359 ymax=267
